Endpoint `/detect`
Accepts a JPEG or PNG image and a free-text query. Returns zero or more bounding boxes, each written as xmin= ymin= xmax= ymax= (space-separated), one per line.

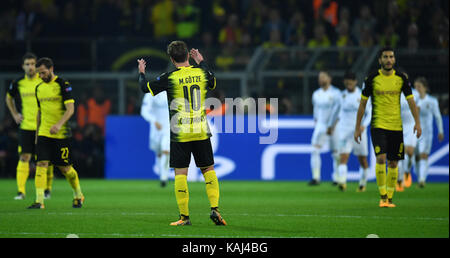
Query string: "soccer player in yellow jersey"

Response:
xmin=27 ymin=57 xmax=84 ymax=209
xmin=6 ymin=53 xmax=54 ymax=200
xmin=354 ymin=47 xmax=421 ymax=208
xmin=137 ymin=41 xmax=226 ymax=226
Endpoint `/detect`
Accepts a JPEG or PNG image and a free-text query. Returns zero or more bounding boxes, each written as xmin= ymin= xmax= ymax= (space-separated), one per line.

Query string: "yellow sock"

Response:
xmin=16 ymin=160 xmax=30 ymax=194
xmin=174 ymin=174 xmax=189 ymax=216
xmin=64 ymin=167 xmax=83 ymax=199
xmin=203 ymin=170 xmax=220 ymax=208
xmin=375 ymin=163 xmax=387 ymax=197
xmin=46 ymin=165 xmax=54 ymax=191
xmin=35 ymin=166 xmax=47 ymax=204
xmin=387 ymin=166 xmax=399 ymax=199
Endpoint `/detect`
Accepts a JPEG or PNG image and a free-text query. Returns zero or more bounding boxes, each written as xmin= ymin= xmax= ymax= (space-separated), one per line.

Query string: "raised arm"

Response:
xmin=137 ymin=58 xmax=168 ymax=95
xmin=137 ymin=59 xmax=151 ymax=94
xmin=190 ymin=49 xmax=204 ymax=64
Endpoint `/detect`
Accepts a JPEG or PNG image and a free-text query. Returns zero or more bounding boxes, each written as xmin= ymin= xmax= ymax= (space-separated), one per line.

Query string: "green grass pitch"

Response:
xmin=0 ymin=179 xmax=448 ymax=238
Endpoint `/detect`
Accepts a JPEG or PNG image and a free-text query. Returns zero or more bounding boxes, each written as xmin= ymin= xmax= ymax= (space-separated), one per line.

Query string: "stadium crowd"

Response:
xmin=1 ymin=0 xmax=448 ymax=50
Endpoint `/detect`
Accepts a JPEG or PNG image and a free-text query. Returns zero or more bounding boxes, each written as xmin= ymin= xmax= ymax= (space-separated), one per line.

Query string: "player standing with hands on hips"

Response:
xmin=137 ymin=41 xmax=226 ymax=226
xmin=354 ymin=47 xmax=421 ymax=208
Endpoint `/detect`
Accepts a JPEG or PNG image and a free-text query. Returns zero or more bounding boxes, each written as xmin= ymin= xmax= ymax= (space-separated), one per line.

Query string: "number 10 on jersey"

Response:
xmin=183 ymin=85 xmax=201 ymax=112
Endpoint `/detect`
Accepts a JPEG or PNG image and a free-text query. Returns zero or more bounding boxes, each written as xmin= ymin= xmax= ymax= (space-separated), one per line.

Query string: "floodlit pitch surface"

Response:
xmin=0 ymin=179 xmax=448 ymax=238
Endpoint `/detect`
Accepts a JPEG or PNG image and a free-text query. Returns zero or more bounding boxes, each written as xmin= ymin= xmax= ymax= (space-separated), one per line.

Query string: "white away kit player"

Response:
xmin=397 ymin=83 xmax=420 ymax=191
xmin=141 ymin=92 xmax=170 ymax=187
xmin=309 ymin=70 xmax=341 ymax=185
xmin=328 ymin=71 xmax=372 ymax=192
xmin=415 ymin=77 xmax=444 ymax=188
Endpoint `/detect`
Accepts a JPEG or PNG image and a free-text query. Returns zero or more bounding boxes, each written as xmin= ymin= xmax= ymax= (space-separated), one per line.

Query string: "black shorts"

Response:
xmin=36 ymin=136 xmax=73 ymax=166
xmin=18 ymin=129 xmax=36 ymax=155
xmin=170 ymin=138 xmax=214 ymax=168
xmin=371 ymin=128 xmax=404 ymax=161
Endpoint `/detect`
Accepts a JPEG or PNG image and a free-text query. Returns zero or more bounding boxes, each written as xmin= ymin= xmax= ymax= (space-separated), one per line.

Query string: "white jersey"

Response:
xmin=417 ymin=94 xmax=443 ymax=154
xmin=141 ymin=92 xmax=170 ymax=151
xmin=332 ymin=87 xmax=372 ymax=130
xmin=401 ymin=88 xmax=419 ymax=126
xmin=418 ymin=94 xmax=443 ymax=135
xmin=312 ymin=85 xmax=341 ymax=126
xmin=331 ymin=87 xmax=371 ymax=156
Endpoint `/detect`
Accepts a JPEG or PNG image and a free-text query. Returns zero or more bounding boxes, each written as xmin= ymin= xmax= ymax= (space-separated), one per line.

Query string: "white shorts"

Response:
xmin=417 ymin=131 xmax=433 ymax=154
xmin=311 ymin=123 xmax=339 ymax=151
xmin=337 ymin=126 xmax=368 ymax=156
xmin=150 ymin=131 xmax=170 ymax=154
xmin=403 ymin=123 xmax=418 ymax=147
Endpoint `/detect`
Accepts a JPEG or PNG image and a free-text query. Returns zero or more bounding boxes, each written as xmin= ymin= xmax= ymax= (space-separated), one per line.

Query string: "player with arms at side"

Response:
xmin=328 ymin=71 xmax=372 ymax=192
xmin=137 ymin=41 xmax=226 ymax=226
xmin=310 ymin=70 xmax=341 ymax=186
xmin=141 ymin=89 xmax=170 ymax=187
xmin=414 ymin=77 xmax=444 ymax=188
xmin=354 ymin=47 xmax=421 ymax=208
xmin=6 ymin=53 xmax=54 ymax=200
xmin=28 ymin=57 xmax=84 ymax=209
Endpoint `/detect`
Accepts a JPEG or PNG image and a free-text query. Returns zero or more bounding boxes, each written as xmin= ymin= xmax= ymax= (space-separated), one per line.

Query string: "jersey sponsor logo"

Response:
xmin=375 ymin=90 xmax=400 ymax=96
xmin=65 ymin=86 xmax=72 ymax=92
xmin=20 ymin=92 xmax=35 ymax=98
xmin=39 ymin=96 xmax=62 ymax=102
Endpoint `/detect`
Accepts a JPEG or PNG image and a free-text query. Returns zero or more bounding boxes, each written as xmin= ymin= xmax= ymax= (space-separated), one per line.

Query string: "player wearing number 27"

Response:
xmin=28 ymin=57 xmax=84 ymax=209
xmin=138 ymin=41 xmax=226 ymax=226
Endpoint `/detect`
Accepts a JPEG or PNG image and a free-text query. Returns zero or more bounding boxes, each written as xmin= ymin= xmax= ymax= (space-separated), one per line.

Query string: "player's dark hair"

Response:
xmin=415 ymin=76 xmax=429 ymax=89
xmin=378 ymin=46 xmax=395 ymax=59
xmin=36 ymin=57 xmax=54 ymax=69
xmin=167 ymin=41 xmax=189 ymax=63
xmin=22 ymin=52 xmax=37 ymax=63
xmin=343 ymin=70 xmax=356 ymax=80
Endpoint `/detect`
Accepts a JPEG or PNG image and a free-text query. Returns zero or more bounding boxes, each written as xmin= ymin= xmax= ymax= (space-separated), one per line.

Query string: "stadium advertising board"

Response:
xmin=106 ymin=116 xmax=449 ymax=182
